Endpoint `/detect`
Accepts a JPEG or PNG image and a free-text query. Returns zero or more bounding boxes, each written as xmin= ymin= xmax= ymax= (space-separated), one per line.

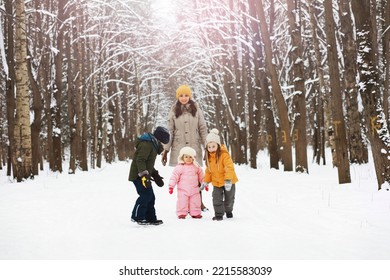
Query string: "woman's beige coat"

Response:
xmin=164 ymin=103 xmax=208 ymax=166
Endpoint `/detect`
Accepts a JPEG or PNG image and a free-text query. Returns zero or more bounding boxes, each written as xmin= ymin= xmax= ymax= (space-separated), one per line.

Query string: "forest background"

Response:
xmin=0 ymin=0 xmax=390 ymax=189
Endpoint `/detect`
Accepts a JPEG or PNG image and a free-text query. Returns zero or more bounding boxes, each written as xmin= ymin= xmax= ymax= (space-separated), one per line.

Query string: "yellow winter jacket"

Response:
xmin=204 ymin=145 xmax=238 ymax=187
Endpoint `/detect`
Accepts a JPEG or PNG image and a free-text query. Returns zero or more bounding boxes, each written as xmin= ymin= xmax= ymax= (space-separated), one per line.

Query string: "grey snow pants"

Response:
xmin=212 ymin=184 xmax=236 ymax=217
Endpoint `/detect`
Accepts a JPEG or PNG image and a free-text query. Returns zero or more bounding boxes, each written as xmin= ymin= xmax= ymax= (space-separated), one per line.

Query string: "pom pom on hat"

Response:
xmin=176 ymin=84 xmax=192 ymax=99
xmin=178 ymin=146 xmax=196 ymax=163
xmin=153 ymin=126 xmax=170 ymax=144
xmin=206 ymin=128 xmax=221 ymax=145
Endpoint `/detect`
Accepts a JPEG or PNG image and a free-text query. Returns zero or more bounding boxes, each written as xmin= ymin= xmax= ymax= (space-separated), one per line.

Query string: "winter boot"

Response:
xmin=136 ymin=219 xmax=149 ymax=225
xmin=148 ymin=219 xmax=163 ymax=225
xmin=212 ymin=216 xmax=223 ymax=221
xmin=226 ymin=212 xmax=233 ymax=218
xmin=191 ymin=214 xmax=202 ymax=219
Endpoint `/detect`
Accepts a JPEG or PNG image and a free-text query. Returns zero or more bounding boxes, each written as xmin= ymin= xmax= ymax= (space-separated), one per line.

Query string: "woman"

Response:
xmin=162 ymin=84 xmax=208 ymax=210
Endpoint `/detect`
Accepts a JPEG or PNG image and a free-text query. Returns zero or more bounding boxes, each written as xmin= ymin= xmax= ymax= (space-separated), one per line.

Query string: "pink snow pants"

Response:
xmin=176 ymin=191 xmax=201 ymax=216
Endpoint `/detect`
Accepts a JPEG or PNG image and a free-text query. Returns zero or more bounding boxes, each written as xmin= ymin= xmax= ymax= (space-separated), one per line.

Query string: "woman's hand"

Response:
xmin=161 ymin=150 xmax=168 ymax=166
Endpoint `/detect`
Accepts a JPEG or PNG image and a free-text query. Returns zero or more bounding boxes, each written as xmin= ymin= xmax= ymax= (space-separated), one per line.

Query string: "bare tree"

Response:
xmin=382 ymin=0 xmax=390 ymax=121
xmin=352 ymin=0 xmax=390 ymax=189
xmin=286 ymin=0 xmax=308 ymax=173
xmin=339 ymin=0 xmax=368 ymax=164
xmin=50 ymin=0 xmax=68 ymax=173
xmin=4 ymin=0 xmax=16 ymax=177
xmin=307 ymin=0 xmax=327 ymax=166
xmin=245 ymin=0 xmax=263 ymax=169
xmin=324 ymin=0 xmax=351 ymax=184
xmin=256 ymin=0 xmax=293 ymax=171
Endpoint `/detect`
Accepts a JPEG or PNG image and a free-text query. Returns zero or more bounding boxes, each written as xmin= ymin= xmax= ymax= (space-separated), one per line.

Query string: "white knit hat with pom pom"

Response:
xmin=205 ymin=128 xmax=221 ymax=145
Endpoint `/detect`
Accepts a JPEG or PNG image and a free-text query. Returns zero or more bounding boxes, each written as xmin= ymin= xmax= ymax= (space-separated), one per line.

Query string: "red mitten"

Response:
xmin=169 ymin=187 xmax=174 ymax=194
xmin=200 ymin=182 xmax=208 ymax=191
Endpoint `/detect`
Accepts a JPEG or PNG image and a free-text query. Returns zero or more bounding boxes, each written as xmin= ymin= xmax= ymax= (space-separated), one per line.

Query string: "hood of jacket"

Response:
xmin=136 ymin=133 xmax=163 ymax=154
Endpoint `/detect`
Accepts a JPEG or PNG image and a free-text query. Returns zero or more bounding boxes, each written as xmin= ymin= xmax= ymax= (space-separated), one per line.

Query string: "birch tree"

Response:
xmin=13 ymin=0 xmax=33 ymax=181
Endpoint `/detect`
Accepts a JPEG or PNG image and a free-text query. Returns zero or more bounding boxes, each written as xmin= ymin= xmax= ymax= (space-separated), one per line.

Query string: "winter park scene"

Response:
xmin=1 ymin=0 xmax=390 ymax=278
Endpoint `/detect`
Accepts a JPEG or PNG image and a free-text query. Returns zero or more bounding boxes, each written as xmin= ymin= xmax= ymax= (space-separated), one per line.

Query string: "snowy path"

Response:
xmin=1 ymin=154 xmax=389 ymax=260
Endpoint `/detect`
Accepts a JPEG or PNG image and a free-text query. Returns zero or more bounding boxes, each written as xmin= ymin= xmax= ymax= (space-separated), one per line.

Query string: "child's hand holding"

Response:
xmin=200 ymin=182 xmax=209 ymax=192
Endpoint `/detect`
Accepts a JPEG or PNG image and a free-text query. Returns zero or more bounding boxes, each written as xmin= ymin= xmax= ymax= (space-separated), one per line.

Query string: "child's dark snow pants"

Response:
xmin=131 ymin=178 xmax=157 ymax=222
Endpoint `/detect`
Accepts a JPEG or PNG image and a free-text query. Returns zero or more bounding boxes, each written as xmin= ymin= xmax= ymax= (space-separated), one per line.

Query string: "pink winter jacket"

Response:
xmin=168 ymin=163 xmax=204 ymax=196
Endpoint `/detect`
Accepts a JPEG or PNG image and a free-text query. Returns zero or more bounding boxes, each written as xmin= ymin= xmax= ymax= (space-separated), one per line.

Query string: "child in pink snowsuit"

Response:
xmin=168 ymin=147 xmax=204 ymax=219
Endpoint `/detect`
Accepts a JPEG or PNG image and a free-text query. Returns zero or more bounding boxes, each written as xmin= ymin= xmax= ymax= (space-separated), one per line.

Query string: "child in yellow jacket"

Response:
xmin=201 ymin=129 xmax=238 ymax=221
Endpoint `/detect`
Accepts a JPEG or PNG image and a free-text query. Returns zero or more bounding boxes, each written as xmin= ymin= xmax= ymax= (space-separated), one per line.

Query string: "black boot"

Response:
xmin=148 ymin=219 xmax=163 ymax=225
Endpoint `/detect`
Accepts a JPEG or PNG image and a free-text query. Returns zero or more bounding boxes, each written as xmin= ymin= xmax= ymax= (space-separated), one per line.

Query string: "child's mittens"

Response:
xmin=200 ymin=182 xmax=209 ymax=192
xmin=224 ymin=180 xmax=232 ymax=191
xmin=151 ymin=169 xmax=164 ymax=187
xmin=169 ymin=187 xmax=174 ymax=194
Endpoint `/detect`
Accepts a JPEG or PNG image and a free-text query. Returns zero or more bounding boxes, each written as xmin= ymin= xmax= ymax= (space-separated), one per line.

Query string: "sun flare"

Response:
xmin=151 ymin=0 xmax=177 ymax=23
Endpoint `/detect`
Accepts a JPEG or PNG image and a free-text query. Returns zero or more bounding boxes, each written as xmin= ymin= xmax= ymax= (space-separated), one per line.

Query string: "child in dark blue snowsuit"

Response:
xmin=128 ymin=126 xmax=170 ymax=225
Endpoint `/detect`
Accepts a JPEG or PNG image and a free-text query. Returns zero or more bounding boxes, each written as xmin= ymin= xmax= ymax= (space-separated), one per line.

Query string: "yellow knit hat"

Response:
xmin=176 ymin=84 xmax=192 ymax=99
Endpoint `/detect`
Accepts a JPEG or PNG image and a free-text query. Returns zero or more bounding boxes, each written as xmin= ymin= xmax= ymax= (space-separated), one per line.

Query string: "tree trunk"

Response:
xmin=246 ymin=0 xmax=262 ymax=169
xmin=308 ymin=0 xmax=328 ymax=166
xmin=382 ymin=0 xmax=390 ymax=122
xmin=96 ymin=76 xmax=104 ymax=168
xmin=263 ymin=76 xmax=280 ymax=169
xmin=88 ymin=38 xmax=96 ymax=169
xmin=13 ymin=0 xmax=33 ymax=181
xmin=96 ymin=39 xmax=104 ymax=168
xmin=324 ymin=0 xmax=351 ymax=184
xmin=248 ymin=0 xmax=278 ymax=169
xmin=121 ymin=58 xmax=131 ymax=159
xmin=114 ymin=95 xmax=126 ymax=161
xmin=51 ymin=0 xmax=67 ymax=172
xmin=286 ymin=0 xmax=308 ymax=173
xmin=106 ymin=65 xmax=116 ymax=164
xmin=78 ymin=6 xmax=88 ymax=171
xmin=4 ymin=0 xmax=16 ymax=177
xmin=339 ymin=0 xmax=368 ymax=164
xmin=27 ymin=50 xmax=42 ymax=176
xmin=27 ymin=0 xmax=44 ymax=176
xmin=0 ymin=101 xmax=4 ymax=169
xmin=256 ymin=0 xmax=293 ymax=171
xmin=352 ymin=0 xmax=390 ymax=189
xmin=66 ymin=20 xmax=76 ymax=174
xmin=232 ymin=0 xmax=247 ymax=164
xmin=220 ymin=52 xmax=240 ymax=162
xmin=74 ymin=21 xmax=83 ymax=171
xmin=40 ymin=0 xmax=52 ymax=169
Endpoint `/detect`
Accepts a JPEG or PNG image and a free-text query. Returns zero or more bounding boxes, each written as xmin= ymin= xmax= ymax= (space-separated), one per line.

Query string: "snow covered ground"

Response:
xmin=0 ymin=150 xmax=390 ymax=279
xmin=1 ymin=150 xmax=389 ymax=260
